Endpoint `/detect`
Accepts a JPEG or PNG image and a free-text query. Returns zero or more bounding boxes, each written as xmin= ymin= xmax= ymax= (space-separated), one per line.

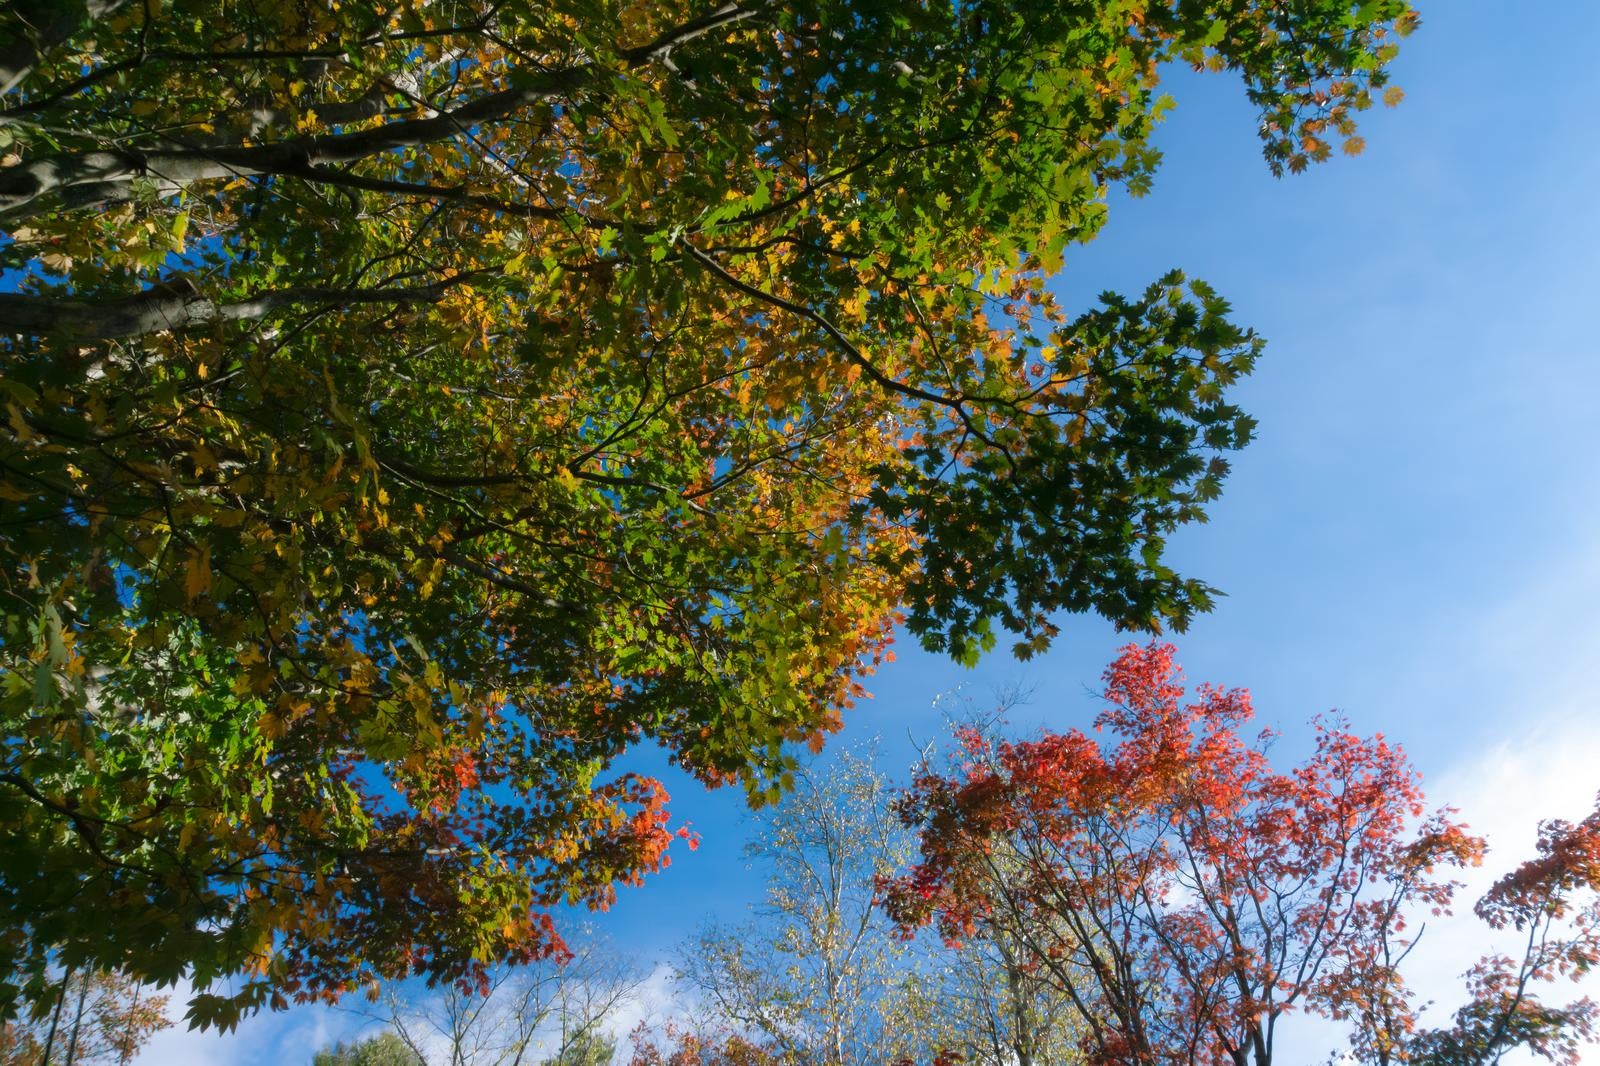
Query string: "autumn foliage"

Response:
xmin=1399 ymin=806 xmax=1600 ymax=1065
xmin=0 ymin=968 xmax=171 ymax=1064
xmin=882 ymin=645 xmax=1599 ymax=1065
xmin=627 ymin=1023 xmax=783 ymax=1066
xmin=1 ymin=0 xmax=1421 ymax=1030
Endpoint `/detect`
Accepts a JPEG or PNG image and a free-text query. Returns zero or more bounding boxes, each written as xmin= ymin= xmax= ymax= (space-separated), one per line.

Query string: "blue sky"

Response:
xmin=145 ymin=0 xmax=1600 ymax=1060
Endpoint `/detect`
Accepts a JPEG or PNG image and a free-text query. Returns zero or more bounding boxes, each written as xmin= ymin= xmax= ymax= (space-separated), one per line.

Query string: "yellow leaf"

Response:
xmin=191 ymin=443 xmax=218 ymax=475
xmin=6 ymin=403 xmax=33 ymax=442
xmin=185 ymin=545 xmax=212 ymax=601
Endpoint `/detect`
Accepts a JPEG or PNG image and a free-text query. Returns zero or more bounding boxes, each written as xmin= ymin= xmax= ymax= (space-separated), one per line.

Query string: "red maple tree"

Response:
xmin=627 ymin=1022 xmax=783 ymax=1066
xmin=881 ymin=644 xmax=1598 ymax=1065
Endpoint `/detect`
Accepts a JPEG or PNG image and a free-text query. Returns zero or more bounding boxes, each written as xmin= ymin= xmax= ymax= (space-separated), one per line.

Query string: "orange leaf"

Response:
xmin=185 ymin=545 xmax=212 ymax=601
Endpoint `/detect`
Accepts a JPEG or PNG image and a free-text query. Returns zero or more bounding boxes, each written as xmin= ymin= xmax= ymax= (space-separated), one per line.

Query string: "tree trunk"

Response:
xmin=117 ymin=986 xmax=140 ymax=1066
xmin=40 ymin=966 xmax=73 ymax=1065
xmin=63 ymin=974 xmax=89 ymax=1066
xmin=0 ymin=2 xmax=759 ymax=220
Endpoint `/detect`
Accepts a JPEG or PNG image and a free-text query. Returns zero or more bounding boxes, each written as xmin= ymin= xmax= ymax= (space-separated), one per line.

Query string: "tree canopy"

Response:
xmin=882 ymin=645 xmax=1600 ymax=1066
xmin=0 ymin=0 xmax=1417 ymax=1031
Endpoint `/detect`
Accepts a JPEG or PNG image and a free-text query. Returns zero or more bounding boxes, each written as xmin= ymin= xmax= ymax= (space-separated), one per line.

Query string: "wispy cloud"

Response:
xmin=131 ymin=979 xmax=372 ymax=1066
xmin=1277 ymin=528 xmax=1600 ymax=1065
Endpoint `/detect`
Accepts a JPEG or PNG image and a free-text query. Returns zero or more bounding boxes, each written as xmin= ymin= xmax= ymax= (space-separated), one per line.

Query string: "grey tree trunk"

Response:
xmin=1 ymin=0 xmax=130 ymax=96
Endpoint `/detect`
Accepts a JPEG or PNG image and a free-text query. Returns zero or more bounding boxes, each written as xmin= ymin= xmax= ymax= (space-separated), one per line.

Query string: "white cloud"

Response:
xmin=1274 ymin=706 xmax=1600 ymax=1064
xmin=1402 ymin=708 xmax=1600 ymax=1061
xmin=131 ymin=980 xmax=370 ymax=1066
xmin=1276 ymin=524 xmax=1600 ymax=1065
xmin=602 ymin=962 xmax=693 ymax=1044
xmin=131 ymin=961 xmax=697 ymax=1066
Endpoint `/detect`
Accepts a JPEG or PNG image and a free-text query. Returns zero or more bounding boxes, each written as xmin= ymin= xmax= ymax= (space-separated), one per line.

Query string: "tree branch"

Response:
xmin=0 ymin=3 xmax=768 ymax=219
xmin=0 ymin=0 xmax=130 ymax=96
xmin=0 ymin=275 xmax=473 ymax=339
